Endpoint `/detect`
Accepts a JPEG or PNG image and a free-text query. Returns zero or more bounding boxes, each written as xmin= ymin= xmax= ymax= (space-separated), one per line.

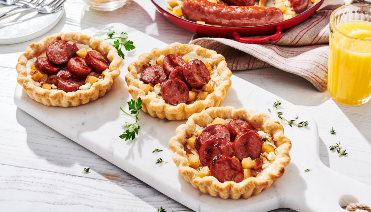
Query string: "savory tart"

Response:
xmin=125 ymin=43 xmax=232 ymax=120
xmin=169 ymin=107 xmax=291 ymax=199
xmin=16 ymin=32 xmax=122 ymax=107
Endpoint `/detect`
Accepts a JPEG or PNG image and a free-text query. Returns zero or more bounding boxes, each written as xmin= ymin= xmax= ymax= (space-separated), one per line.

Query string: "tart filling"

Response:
xmin=125 ymin=43 xmax=232 ymax=120
xmin=169 ymin=107 xmax=291 ymax=199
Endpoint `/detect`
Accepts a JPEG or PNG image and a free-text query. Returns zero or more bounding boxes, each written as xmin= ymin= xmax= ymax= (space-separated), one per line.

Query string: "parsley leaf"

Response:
xmin=94 ymin=26 xmax=135 ymax=59
xmin=119 ymin=98 xmax=142 ymax=141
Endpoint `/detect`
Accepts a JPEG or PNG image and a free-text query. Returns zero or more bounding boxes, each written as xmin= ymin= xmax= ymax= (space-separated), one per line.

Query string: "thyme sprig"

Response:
xmin=329 ymin=142 xmax=348 ymax=157
xmin=119 ymin=98 xmax=142 ymax=141
xmin=94 ymin=26 xmax=135 ymax=59
xmin=83 ymin=167 xmax=90 ymax=173
xmin=330 ymin=127 xmax=336 ymax=134
xmin=272 ymin=100 xmax=309 ymax=127
xmin=157 ymin=206 xmax=166 ymax=212
xmin=305 ymin=169 xmax=310 ymax=172
xmin=152 ymin=149 xmax=163 ymax=153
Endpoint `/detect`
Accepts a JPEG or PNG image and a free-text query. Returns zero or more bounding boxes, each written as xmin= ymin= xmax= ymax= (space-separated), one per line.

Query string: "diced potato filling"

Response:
xmin=242 ymin=157 xmax=254 ymax=169
xmin=196 ymin=129 xmax=203 ymax=136
xmin=196 ymin=92 xmax=208 ymax=100
xmin=157 ymin=55 xmax=165 ymax=66
xmin=198 ymin=166 xmax=210 ymax=177
xmin=182 ymin=56 xmax=189 ymax=63
xmin=187 ymin=154 xmax=201 ymax=169
xmin=140 ymin=84 xmax=154 ymax=95
xmin=188 ymin=91 xmax=196 ymax=102
xmin=244 ymin=169 xmax=251 ymax=179
xmin=205 ymin=62 xmax=212 ymax=72
xmin=76 ymin=48 xmax=93 ymax=59
xmin=187 ymin=136 xmax=196 ymax=149
xmin=32 ymin=71 xmax=44 ymax=82
xmin=212 ymin=117 xmax=226 ymax=126
xmin=262 ymin=142 xmax=275 ymax=153
xmin=173 ymin=6 xmax=183 ymax=17
xmin=204 ymin=83 xmax=214 ymax=94
xmin=42 ymin=83 xmax=52 ymax=90
xmin=85 ymin=76 xmax=98 ymax=85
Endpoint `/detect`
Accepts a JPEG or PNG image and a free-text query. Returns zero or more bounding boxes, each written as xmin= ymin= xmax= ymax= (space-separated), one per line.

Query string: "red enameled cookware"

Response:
xmin=151 ymin=0 xmax=324 ymax=44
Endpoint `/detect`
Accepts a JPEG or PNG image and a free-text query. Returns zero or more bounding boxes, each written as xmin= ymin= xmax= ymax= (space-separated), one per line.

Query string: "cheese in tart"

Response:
xmin=16 ymin=32 xmax=122 ymax=107
xmin=125 ymin=43 xmax=232 ymax=120
xmin=169 ymin=106 xmax=291 ymax=199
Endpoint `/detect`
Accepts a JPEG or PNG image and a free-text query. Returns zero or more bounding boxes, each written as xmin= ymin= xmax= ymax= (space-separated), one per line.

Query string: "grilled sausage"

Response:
xmin=226 ymin=119 xmax=255 ymax=141
xmin=35 ymin=57 xmax=62 ymax=75
xmin=163 ymin=54 xmax=186 ymax=75
xmin=199 ymin=139 xmax=235 ymax=166
xmin=289 ymin=0 xmax=308 ymax=13
xmin=182 ymin=0 xmax=283 ymax=27
xmin=57 ymin=69 xmax=85 ymax=92
xmin=68 ymin=57 xmax=92 ymax=76
xmin=141 ymin=65 xmax=167 ymax=84
xmin=234 ymin=130 xmax=263 ymax=160
xmin=223 ymin=0 xmax=254 ymax=6
xmin=195 ymin=124 xmax=231 ymax=151
xmin=160 ymin=79 xmax=189 ymax=105
xmin=46 ymin=40 xmax=76 ymax=65
xmin=183 ymin=59 xmax=210 ymax=89
xmin=85 ymin=51 xmax=109 ymax=74
xmin=210 ymin=155 xmax=244 ymax=183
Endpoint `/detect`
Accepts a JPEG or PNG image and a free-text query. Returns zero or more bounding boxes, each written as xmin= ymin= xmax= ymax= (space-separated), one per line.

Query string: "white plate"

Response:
xmin=0 ymin=3 xmax=63 ymax=44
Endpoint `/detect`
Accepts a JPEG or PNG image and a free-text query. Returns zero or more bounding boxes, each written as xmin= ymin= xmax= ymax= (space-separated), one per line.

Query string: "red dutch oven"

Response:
xmin=151 ymin=0 xmax=324 ymax=44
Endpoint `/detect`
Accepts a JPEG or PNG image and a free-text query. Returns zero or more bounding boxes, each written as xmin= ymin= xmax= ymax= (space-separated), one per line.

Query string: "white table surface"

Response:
xmin=1 ymin=0 xmax=370 ymax=211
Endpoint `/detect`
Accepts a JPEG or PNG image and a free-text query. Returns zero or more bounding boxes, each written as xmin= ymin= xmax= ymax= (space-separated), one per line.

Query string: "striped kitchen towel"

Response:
xmin=189 ymin=4 xmax=342 ymax=92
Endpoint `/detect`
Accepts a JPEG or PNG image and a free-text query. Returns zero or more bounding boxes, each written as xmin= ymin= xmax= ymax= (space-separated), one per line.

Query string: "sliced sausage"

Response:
xmin=183 ymin=59 xmax=210 ymax=89
xmin=68 ymin=57 xmax=92 ymax=76
xmin=182 ymin=0 xmax=283 ymax=27
xmin=289 ymin=0 xmax=308 ymax=13
xmin=210 ymin=155 xmax=244 ymax=183
xmin=195 ymin=124 xmax=231 ymax=151
xmin=169 ymin=67 xmax=186 ymax=82
xmin=46 ymin=40 xmax=76 ymax=65
xmin=35 ymin=57 xmax=62 ymax=75
xmin=67 ymin=41 xmax=79 ymax=55
xmin=47 ymin=75 xmax=58 ymax=86
xmin=163 ymin=54 xmax=186 ymax=75
xmin=223 ymin=0 xmax=254 ymax=6
xmin=160 ymin=79 xmax=189 ymax=105
xmin=85 ymin=51 xmax=110 ymax=74
xmin=141 ymin=65 xmax=167 ymax=84
xmin=227 ymin=119 xmax=255 ymax=141
xmin=199 ymin=139 xmax=235 ymax=166
xmin=234 ymin=131 xmax=263 ymax=160
xmin=57 ymin=69 xmax=85 ymax=92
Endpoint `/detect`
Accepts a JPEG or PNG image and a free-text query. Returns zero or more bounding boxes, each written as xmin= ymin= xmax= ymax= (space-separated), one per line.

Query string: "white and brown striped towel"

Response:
xmin=190 ymin=5 xmax=342 ymax=92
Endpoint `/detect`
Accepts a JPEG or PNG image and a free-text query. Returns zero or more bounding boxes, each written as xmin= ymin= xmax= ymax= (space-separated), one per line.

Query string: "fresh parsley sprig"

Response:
xmin=94 ymin=26 xmax=135 ymax=59
xmin=272 ymin=100 xmax=309 ymax=127
xmin=329 ymin=142 xmax=348 ymax=157
xmin=119 ymin=98 xmax=142 ymax=141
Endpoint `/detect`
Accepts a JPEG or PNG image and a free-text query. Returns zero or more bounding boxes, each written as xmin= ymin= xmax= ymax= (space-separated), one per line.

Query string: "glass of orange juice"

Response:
xmin=329 ymin=4 xmax=371 ymax=105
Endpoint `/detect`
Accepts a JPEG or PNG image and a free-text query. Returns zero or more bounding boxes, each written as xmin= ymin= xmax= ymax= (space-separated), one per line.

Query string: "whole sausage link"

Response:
xmin=182 ymin=0 xmax=283 ymax=27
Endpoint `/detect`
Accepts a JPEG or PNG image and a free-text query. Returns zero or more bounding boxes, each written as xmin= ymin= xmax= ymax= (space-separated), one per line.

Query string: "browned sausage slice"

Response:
xmin=234 ymin=131 xmax=263 ymax=160
xmin=85 ymin=51 xmax=109 ymax=74
xmin=68 ymin=57 xmax=92 ymax=76
xmin=169 ymin=67 xmax=186 ymax=82
xmin=199 ymin=139 xmax=235 ymax=166
xmin=67 ymin=41 xmax=79 ymax=55
xmin=289 ymin=0 xmax=308 ymax=13
xmin=163 ymin=54 xmax=186 ymax=75
xmin=227 ymin=119 xmax=255 ymax=141
xmin=160 ymin=79 xmax=189 ymax=105
xmin=210 ymin=155 xmax=244 ymax=183
xmin=223 ymin=0 xmax=254 ymax=6
xmin=46 ymin=40 xmax=76 ymax=65
xmin=57 ymin=69 xmax=85 ymax=92
xmin=183 ymin=59 xmax=210 ymax=89
xmin=195 ymin=124 xmax=231 ymax=151
xmin=141 ymin=65 xmax=167 ymax=84
xmin=182 ymin=0 xmax=283 ymax=27
xmin=35 ymin=57 xmax=62 ymax=75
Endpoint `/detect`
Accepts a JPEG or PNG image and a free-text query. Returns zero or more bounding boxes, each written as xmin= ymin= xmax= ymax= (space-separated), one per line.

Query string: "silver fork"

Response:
xmin=0 ymin=0 xmax=45 ymax=18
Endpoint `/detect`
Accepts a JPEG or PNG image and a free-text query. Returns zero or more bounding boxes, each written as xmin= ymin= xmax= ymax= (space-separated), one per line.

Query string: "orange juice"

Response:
xmin=328 ymin=20 xmax=371 ymax=105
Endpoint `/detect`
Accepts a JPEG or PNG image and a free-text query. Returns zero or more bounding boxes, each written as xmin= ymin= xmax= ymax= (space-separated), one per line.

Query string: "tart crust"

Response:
xmin=169 ymin=107 xmax=292 ymax=199
xmin=16 ymin=32 xmax=122 ymax=107
xmin=125 ymin=43 xmax=232 ymax=120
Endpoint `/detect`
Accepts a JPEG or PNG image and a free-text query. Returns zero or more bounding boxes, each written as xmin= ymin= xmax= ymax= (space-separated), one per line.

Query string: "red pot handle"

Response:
xmin=232 ymin=27 xmax=281 ymax=44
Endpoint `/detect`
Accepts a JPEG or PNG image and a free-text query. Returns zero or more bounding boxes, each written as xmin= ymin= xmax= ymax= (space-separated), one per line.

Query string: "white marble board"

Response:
xmin=14 ymin=23 xmax=371 ymax=211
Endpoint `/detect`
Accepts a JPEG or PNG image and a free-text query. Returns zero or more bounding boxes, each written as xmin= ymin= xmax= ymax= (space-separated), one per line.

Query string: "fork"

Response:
xmin=0 ymin=0 xmax=45 ymax=19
